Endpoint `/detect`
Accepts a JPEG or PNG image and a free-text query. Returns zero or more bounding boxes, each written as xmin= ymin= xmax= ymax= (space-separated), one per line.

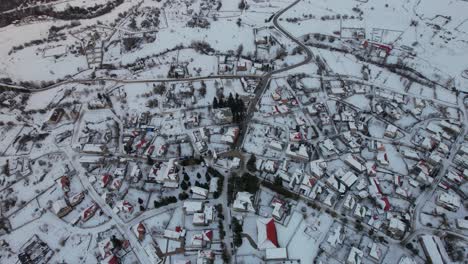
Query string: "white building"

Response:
xmin=183 ymin=201 xmax=204 ymax=214
xmin=265 ymin=248 xmax=288 ymax=260
xmin=344 ymin=154 xmax=365 ymax=173
xmin=420 ymin=235 xmax=451 ymax=264
xmin=257 ymin=218 xmax=279 ymax=250
xmin=233 ymin=192 xmax=255 ymax=212
xmin=191 ymin=186 xmax=209 ymax=199
xmin=436 ymin=192 xmax=461 ymax=211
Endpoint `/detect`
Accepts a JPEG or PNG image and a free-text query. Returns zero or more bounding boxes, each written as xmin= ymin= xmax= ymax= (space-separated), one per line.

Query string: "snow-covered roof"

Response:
xmin=420 ymin=235 xmax=451 ymax=264
xmin=257 ymin=217 xmax=279 ymax=250
xmin=346 ymin=247 xmax=363 ymax=264
xmin=265 ymin=248 xmax=287 ymax=260
xmin=233 ymin=192 xmax=255 ymax=212
xmin=183 ymin=201 xmax=204 ymax=213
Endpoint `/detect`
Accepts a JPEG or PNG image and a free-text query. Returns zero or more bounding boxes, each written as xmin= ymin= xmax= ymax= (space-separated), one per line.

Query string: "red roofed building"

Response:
xmin=101 ymin=174 xmax=112 ymax=188
xmin=116 ymin=200 xmax=134 ymax=213
xmin=380 ymin=197 xmax=391 ymax=211
xmin=203 ymin=230 xmax=213 ymax=242
xmin=137 ymin=223 xmax=146 ymax=241
xmin=82 ymin=203 xmax=99 ymax=222
xmin=59 ymin=176 xmax=70 ymax=193
xmin=362 ymin=40 xmax=393 ymax=55
xmin=257 ymin=217 xmax=278 ymax=249
xmin=136 ymin=138 xmax=147 ymax=149
xmin=110 ymin=178 xmax=122 ymax=191
xmin=101 ymin=255 xmax=119 ymax=264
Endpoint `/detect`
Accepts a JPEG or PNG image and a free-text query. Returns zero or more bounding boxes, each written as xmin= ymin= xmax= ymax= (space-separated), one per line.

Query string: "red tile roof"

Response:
xmin=265 ymin=219 xmax=278 ymax=247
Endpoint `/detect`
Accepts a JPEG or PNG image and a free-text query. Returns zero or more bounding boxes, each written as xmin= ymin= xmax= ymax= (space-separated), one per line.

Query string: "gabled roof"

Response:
xmin=257 ymin=218 xmax=278 ymax=249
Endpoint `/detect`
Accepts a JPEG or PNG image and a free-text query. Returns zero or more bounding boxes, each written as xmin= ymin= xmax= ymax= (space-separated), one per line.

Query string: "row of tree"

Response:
xmin=0 ymin=0 xmax=124 ymax=28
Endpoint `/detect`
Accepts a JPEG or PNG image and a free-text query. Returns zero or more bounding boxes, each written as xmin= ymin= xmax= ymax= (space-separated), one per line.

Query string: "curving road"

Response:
xmin=236 ymin=0 xmax=315 ymax=149
xmin=1 ymin=1 xmax=316 ymax=263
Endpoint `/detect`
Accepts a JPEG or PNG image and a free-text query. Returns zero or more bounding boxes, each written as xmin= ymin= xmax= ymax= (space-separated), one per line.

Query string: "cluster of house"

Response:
xmin=51 ymin=173 xmax=89 ymax=221
xmin=75 ymin=119 xmax=117 ymax=155
xmin=409 ymin=120 xmax=462 ymax=185
xmin=254 ymin=145 xmax=414 ymax=239
xmin=97 ymin=235 xmax=130 ymax=264
xmin=128 ymin=201 xmax=219 ymax=263
xmin=217 ymin=55 xmax=270 ymax=75
xmin=320 ymin=222 xmax=394 ymax=264
xmin=270 ymin=85 xmax=299 ymax=115
xmin=323 ymin=79 xmax=368 ymax=97
xmin=230 ymin=189 xmax=291 ymax=260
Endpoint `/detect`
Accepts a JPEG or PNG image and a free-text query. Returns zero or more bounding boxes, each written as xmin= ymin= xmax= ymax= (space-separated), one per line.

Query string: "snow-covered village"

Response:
xmin=0 ymin=0 xmax=468 ymax=263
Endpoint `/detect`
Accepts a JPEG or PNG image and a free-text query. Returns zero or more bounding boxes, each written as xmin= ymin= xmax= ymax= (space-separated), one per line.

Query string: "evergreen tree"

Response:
xmin=236 ymin=44 xmax=244 ymax=57
xmin=213 ymin=97 xmax=219 ymax=108
xmin=239 ymin=98 xmax=245 ymax=116
xmin=129 ymin=17 xmax=137 ymax=29
xmin=218 ymin=96 xmax=225 ymax=108
xmin=247 ymin=154 xmax=257 ymax=172
xmin=3 ymin=160 xmax=9 ymax=176
xmin=274 ymin=176 xmax=282 ymax=186
xmin=227 ymin=93 xmax=235 ymax=113
xmin=181 ymin=181 xmax=188 ymax=190
xmin=147 ymin=155 xmax=155 ymax=165
xmin=238 ymin=0 xmax=246 ymax=10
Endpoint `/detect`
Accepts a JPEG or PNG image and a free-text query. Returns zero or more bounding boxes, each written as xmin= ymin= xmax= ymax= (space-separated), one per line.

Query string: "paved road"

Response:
xmin=409 ymin=96 xmax=467 ymax=234
xmin=0 ymin=74 xmax=261 ymax=93
xmin=236 ymin=0 xmax=315 ymax=150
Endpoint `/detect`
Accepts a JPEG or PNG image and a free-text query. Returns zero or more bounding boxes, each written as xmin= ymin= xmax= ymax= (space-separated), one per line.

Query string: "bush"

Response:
xmin=178 ymin=192 xmax=189 ymax=200
xmin=246 ymin=154 xmax=256 ymax=172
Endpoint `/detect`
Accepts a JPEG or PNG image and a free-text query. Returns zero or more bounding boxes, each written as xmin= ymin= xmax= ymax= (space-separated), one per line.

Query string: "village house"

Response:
xmin=183 ymin=201 xmax=204 ymax=214
xmin=220 ymin=127 xmax=239 ymax=144
xmin=191 ymin=230 xmax=213 ymax=248
xmin=164 ymin=227 xmax=186 ymax=240
xmin=148 ymin=159 xmax=179 ymax=187
xmin=212 ymin=108 xmax=233 ymax=124
xmin=52 ymin=199 xmax=72 ymax=218
xmin=197 ymin=249 xmax=215 ymax=264
xmin=436 ymin=192 xmax=461 ymax=211
xmin=82 ymin=203 xmax=99 ymax=222
xmin=286 ymin=143 xmax=309 ymax=161
xmin=344 ymin=154 xmax=365 ymax=173
xmin=233 ymin=192 xmax=255 ymax=212
xmin=388 ymin=217 xmax=406 ymax=237
xmin=191 ymin=186 xmax=209 ymax=199
xmin=82 ymin=144 xmax=108 ymax=154
xmin=46 ymin=108 xmax=65 ymax=125
xmin=384 ymin=124 xmax=398 ymax=138
xmin=271 ymin=197 xmax=287 ymax=220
